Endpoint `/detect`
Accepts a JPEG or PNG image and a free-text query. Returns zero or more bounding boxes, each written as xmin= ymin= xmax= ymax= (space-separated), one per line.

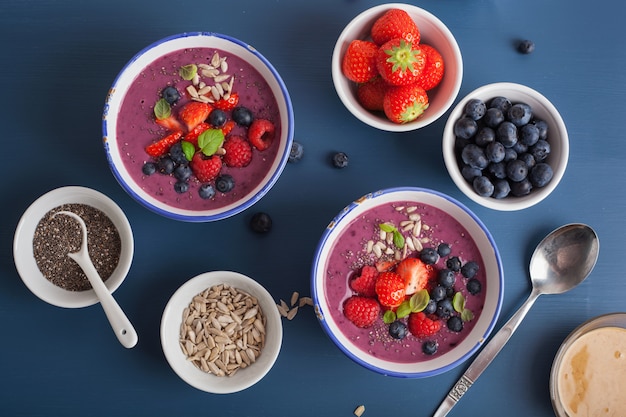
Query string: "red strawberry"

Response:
xmin=184 ymin=122 xmax=211 ymax=146
xmin=376 ymin=39 xmax=426 ymax=86
xmin=383 ymin=83 xmax=429 ymax=124
xmin=223 ymin=135 xmax=253 ymax=168
xmin=374 ymin=271 xmax=406 ymax=308
xmin=155 ymin=114 xmax=184 ymax=132
xmin=349 ymin=265 xmax=379 ymax=297
xmin=375 ymin=259 xmax=399 ymax=272
xmin=145 ymin=130 xmax=183 ymax=158
xmin=179 ymin=101 xmax=212 ymax=132
xmin=342 ymin=40 xmax=379 ymax=83
xmin=248 ymin=119 xmax=275 ymax=151
xmin=415 ymin=44 xmax=444 ymax=91
xmin=343 ymin=296 xmax=380 ymax=328
xmin=214 ymin=93 xmax=240 ymax=111
xmin=356 ymin=76 xmax=388 ymax=111
xmin=371 ymin=8 xmax=420 ymax=46
xmin=395 ymin=257 xmax=434 ymax=295
xmin=408 ymin=312 xmax=442 ymax=338
xmin=221 ymin=120 xmax=236 ymax=136
xmin=190 ymin=153 xmax=222 ymax=182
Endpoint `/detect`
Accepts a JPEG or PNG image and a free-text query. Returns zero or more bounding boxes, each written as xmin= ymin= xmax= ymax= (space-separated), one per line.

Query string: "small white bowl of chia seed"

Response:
xmin=13 ymin=186 xmax=134 ymax=308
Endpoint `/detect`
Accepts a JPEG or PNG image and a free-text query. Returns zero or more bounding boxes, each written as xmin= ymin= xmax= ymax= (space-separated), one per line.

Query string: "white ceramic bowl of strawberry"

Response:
xmin=331 ymin=3 xmax=463 ymax=132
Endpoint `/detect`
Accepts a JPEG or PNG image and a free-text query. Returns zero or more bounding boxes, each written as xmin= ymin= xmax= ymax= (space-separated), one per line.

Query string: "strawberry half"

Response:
xmin=179 ymin=101 xmax=212 ymax=132
xmin=342 ymin=40 xmax=379 ymax=83
xmin=383 ymin=83 xmax=429 ymax=124
xmin=376 ymin=39 xmax=425 ymax=86
xmin=145 ymin=130 xmax=183 ymax=158
xmin=371 ymin=8 xmax=420 ymax=46
xmin=155 ymin=114 xmax=184 ymax=132
xmin=395 ymin=257 xmax=434 ymax=295
xmin=184 ymin=122 xmax=211 ymax=147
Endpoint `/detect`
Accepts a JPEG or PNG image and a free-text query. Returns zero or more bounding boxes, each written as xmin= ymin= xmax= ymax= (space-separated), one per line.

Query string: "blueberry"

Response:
xmin=446 ymin=256 xmax=462 ymax=272
xmin=519 ymin=123 xmax=540 ymax=146
xmin=332 ymin=152 xmax=349 ymax=168
xmin=173 ymin=180 xmax=189 ymax=194
xmin=173 ymin=165 xmax=192 ymax=182
xmin=504 ymin=148 xmax=518 ymax=162
xmin=487 ymin=162 xmax=507 ymax=179
xmin=485 ymin=141 xmax=505 ymax=163
xmin=158 ymin=156 xmax=175 ymax=174
xmin=510 ymin=178 xmax=533 ymax=196
xmin=492 ymin=179 xmax=511 ymax=199
xmin=473 ymin=176 xmax=494 ymax=197
xmin=169 ymin=142 xmax=188 ymax=166
xmin=461 ymin=144 xmax=488 ymax=169
xmin=512 ymin=141 xmax=528 ymax=155
xmin=431 ymin=285 xmax=446 ymax=302
xmin=389 ymin=320 xmax=408 ymax=340
xmin=216 ymin=174 xmax=235 ymax=193
xmin=529 ymin=140 xmax=551 ymax=161
xmin=422 ymin=340 xmax=438 ymax=355
xmin=506 ymin=159 xmax=529 ymax=182
xmin=475 ymin=127 xmax=495 ymax=147
xmin=208 ymin=108 xmax=227 ymax=127
xmin=161 ymin=86 xmax=180 ymax=105
xmin=507 ymin=103 xmax=533 ymax=127
xmin=532 ymin=119 xmax=549 ymax=140
xmin=436 ymin=298 xmax=454 ymax=319
xmin=447 ymin=316 xmax=464 ymax=332
xmin=424 ymin=299 xmax=437 ymax=315
xmin=461 ymin=165 xmax=482 ymax=182
xmin=289 ymin=141 xmax=304 ymax=163
xmin=517 ymin=39 xmax=535 ymax=54
xmin=518 ymin=152 xmax=536 ymax=169
xmin=198 ymin=184 xmax=216 ymax=199
xmin=529 ymin=163 xmax=554 ymax=187
xmin=437 ymin=243 xmax=451 ymax=257
xmin=232 ymin=106 xmax=254 ymax=126
xmin=467 ymin=278 xmax=482 ymax=295
xmin=496 ymin=121 xmax=518 ymax=148
xmin=464 ymin=98 xmax=486 ymax=120
xmin=454 ymin=117 xmax=478 ymax=139
xmin=484 ymin=107 xmax=505 ymax=128
xmin=461 ymin=261 xmax=479 ymax=279
xmin=249 ymin=212 xmax=273 ymax=234
xmin=142 ymin=162 xmax=157 ymax=176
xmin=438 ymin=269 xmax=456 ymax=288
xmin=489 ymin=96 xmax=512 ymax=113
xmin=419 ymin=247 xmax=439 ymax=265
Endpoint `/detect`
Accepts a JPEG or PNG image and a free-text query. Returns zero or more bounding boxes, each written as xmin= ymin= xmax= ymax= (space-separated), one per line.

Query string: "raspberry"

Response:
xmin=374 ymin=271 xmax=406 ymax=308
xmin=343 ymin=296 xmax=380 ymax=328
xmin=349 ymin=265 xmax=379 ymax=297
xmin=408 ymin=312 xmax=442 ymax=339
xmin=223 ymin=135 xmax=252 ymax=168
xmin=248 ymin=119 xmax=275 ymax=151
xmin=190 ymin=153 xmax=222 ymax=182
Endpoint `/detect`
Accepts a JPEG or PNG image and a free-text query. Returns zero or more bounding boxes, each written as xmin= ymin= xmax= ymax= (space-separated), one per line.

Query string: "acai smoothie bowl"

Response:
xmin=103 ymin=32 xmax=294 ymax=222
xmin=311 ymin=187 xmax=504 ymax=377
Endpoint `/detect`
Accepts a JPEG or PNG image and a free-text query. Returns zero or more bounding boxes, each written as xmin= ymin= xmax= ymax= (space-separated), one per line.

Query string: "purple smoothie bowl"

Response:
xmin=102 ymin=32 xmax=294 ymax=222
xmin=311 ymin=187 xmax=504 ymax=378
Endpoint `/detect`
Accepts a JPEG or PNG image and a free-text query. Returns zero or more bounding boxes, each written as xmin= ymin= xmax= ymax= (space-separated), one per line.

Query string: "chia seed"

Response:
xmin=32 ymin=203 xmax=122 ymax=291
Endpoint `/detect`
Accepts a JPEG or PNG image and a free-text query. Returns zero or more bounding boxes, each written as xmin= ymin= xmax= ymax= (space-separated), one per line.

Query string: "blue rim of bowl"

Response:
xmin=310 ymin=186 xmax=504 ymax=378
xmin=102 ymin=32 xmax=294 ymax=222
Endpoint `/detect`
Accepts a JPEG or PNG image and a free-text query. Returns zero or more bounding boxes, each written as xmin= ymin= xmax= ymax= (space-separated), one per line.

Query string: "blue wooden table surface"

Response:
xmin=1 ymin=0 xmax=624 ymax=415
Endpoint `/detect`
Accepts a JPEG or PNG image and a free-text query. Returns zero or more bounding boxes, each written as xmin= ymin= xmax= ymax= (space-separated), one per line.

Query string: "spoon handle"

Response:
xmin=432 ymin=289 xmax=541 ymax=417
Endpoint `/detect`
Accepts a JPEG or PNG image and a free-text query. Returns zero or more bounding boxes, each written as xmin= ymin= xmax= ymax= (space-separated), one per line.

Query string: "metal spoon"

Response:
xmin=433 ymin=223 xmax=599 ymax=417
xmin=55 ymin=211 xmax=138 ymax=349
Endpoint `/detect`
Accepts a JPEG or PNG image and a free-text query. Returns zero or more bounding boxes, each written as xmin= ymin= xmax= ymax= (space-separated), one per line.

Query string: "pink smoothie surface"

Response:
xmin=324 ymin=201 xmax=487 ymax=363
xmin=115 ymin=46 xmax=281 ymax=211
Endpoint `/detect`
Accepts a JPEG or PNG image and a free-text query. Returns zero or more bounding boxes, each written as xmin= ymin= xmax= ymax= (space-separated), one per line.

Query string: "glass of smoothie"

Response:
xmin=103 ymin=32 xmax=294 ymax=222
xmin=311 ymin=187 xmax=504 ymax=377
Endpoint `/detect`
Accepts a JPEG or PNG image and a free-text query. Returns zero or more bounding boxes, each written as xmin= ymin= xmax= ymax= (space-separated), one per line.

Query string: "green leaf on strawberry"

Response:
xmin=181 ymin=140 xmax=195 ymax=161
xmin=383 ymin=310 xmax=396 ymax=324
xmin=396 ymin=301 xmax=412 ymax=319
xmin=198 ymin=129 xmax=225 ymax=156
xmin=379 ymin=223 xmax=405 ymax=249
xmin=179 ymin=64 xmax=198 ymax=81
xmin=409 ymin=289 xmax=430 ymax=313
xmin=154 ymin=98 xmax=171 ymax=120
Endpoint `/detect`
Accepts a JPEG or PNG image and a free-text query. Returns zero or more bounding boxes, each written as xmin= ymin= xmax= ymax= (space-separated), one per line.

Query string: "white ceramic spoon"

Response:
xmin=55 ymin=211 xmax=138 ymax=348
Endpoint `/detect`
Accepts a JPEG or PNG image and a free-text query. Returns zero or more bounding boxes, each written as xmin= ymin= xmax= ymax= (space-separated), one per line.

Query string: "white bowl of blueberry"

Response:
xmin=442 ymin=82 xmax=569 ymax=211
xmin=103 ymin=32 xmax=294 ymax=222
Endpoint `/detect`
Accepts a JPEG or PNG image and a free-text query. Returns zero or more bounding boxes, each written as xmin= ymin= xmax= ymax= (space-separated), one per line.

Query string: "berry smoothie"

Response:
xmin=324 ymin=201 xmax=487 ymax=362
xmin=115 ymin=46 xmax=281 ymax=211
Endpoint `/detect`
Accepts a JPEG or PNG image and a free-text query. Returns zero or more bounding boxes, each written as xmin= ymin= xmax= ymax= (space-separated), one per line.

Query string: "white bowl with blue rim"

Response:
xmin=103 ymin=32 xmax=294 ymax=222
xmin=311 ymin=187 xmax=503 ymax=378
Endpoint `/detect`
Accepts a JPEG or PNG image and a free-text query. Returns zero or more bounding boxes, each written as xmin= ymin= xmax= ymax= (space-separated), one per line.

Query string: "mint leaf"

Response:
xmin=154 ymin=98 xmax=171 ymax=120
xmin=461 ymin=308 xmax=474 ymax=322
xmin=379 ymin=223 xmax=395 ymax=233
xmin=393 ymin=230 xmax=405 ymax=249
xmin=198 ymin=129 xmax=225 ymax=156
xmin=383 ymin=310 xmax=396 ymax=324
xmin=452 ymin=292 xmax=466 ymax=313
xmin=181 ymin=141 xmax=195 ymax=161
xmin=396 ymin=301 xmax=412 ymax=319
xmin=179 ymin=64 xmax=197 ymax=81
xmin=409 ymin=289 xmax=430 ymax=312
